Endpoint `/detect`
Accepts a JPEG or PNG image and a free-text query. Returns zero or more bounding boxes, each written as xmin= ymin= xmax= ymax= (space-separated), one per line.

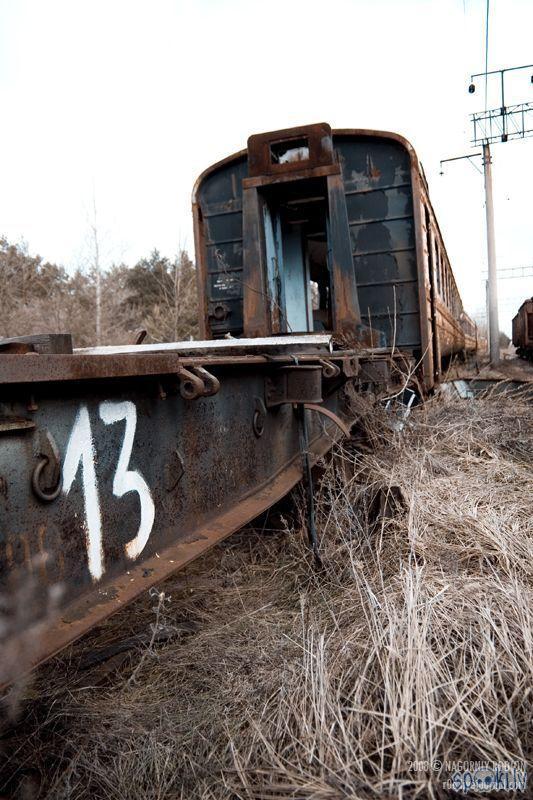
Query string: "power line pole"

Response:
xmin=482 ymin=143 xmax=499 ymax=364
xmin=469 ymin=64 xmax=533 ymax=364
xmin=441 ymin=62 xmax=533 ymax=367
xmin=441 ymin=150 xmax=494 ymax=353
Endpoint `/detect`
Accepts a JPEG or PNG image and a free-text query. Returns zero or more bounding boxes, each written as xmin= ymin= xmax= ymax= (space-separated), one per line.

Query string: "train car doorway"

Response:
xmin=260 ymin=177 xmax=332 ymax=334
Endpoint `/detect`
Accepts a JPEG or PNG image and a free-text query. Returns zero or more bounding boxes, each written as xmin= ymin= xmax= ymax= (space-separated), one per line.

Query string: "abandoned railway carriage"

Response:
xmin=193 ymin=123 xmax=477 ymax=388
xmin=0 ymin=122 xmax=477 ymax=684
xmin=512 ymin=297 xmax=533 ymax=359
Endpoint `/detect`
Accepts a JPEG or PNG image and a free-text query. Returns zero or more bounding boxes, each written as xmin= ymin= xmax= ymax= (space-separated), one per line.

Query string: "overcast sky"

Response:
xmin=0 ymin=0 xmax=531 ymax=333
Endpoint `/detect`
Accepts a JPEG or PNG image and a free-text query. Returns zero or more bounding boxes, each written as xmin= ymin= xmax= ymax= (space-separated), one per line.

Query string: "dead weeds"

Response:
xmin=1 ymin=389 xmax=532 ymax=799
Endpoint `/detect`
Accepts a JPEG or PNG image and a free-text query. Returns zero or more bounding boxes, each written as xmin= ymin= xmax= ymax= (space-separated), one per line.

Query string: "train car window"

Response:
xmin=270 ymin=137 xmax=310 ymax=165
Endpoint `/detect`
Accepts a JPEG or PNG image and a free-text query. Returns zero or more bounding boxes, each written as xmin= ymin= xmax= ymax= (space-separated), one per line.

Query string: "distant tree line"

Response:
xmin=0 ymin=237 xmax=199 ymax=347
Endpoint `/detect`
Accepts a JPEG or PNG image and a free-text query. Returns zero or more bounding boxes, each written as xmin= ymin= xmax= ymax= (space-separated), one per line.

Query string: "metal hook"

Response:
xmin=31 ymin=456 xmax=62 ymax=502
xmin=191 ymin=366 xmax=221 ymax=397
xmin=319 ymin=359 xmax=341 ymax=379
xmin=177 ymin=367 xmax=205 ymax=400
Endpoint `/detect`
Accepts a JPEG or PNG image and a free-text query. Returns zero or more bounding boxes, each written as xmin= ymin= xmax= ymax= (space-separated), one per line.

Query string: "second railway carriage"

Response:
xmin=512 ymin=298 xmax=533 ymax=359
xmin=193 ymin=122 xmax=478 ymax=390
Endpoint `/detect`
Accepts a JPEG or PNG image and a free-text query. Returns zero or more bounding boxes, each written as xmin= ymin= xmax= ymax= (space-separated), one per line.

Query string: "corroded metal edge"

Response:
xmin=0 ymin=336 xmax=336 ymax=384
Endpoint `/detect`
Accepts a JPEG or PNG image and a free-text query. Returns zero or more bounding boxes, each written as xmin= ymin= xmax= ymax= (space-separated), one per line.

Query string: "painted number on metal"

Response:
xmin=63 ymin=401 xmax=155 ymax=581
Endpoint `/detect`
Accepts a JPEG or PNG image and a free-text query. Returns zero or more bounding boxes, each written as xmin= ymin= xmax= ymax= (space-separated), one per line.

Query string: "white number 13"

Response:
xmin=63 ymin=400 xmax=155 ymax=581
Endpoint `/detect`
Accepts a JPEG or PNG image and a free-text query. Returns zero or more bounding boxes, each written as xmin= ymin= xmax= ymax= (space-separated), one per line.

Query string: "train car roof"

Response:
xmin=514 ymin=297 xmax=533 ymax=316
xmin=191 ymin=126 xmax=421 ymax=204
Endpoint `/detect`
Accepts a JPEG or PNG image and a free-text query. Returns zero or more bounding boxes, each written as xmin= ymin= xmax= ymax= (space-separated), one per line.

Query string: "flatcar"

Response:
xmin=193 ymin=122 xmax=478 ymax=388
xmin=512 ymin=297 xmax=533 ymax=359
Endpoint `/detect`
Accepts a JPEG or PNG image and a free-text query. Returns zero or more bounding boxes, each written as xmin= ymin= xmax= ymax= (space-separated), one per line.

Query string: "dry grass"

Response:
xmin=1 ymin=389 xmax=532 ymax=799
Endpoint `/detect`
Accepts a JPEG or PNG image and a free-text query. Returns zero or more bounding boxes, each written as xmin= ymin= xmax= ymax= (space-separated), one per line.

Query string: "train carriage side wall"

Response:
xmin=333 ymin=135 xmax=422 ymax=359
xmin=194 ymin=154 xmax=247 ymax=340
xmin=416 ymin=170 xmax=468 ymax=370
xmin=334 ymin=133 xmax=468 ymax=384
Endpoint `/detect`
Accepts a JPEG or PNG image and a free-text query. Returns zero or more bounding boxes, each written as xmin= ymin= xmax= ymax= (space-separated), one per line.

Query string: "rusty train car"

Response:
xmin=512 ymin=298 xmax=533 ymax=359
xmin=193 ymin=122 xmax=478 ymax=384
xmin=0 ymin=122 xmax=476 ymax=683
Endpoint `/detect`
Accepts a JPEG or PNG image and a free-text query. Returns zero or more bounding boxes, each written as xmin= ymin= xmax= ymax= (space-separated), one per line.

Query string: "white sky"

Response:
xmin=0 ymin=0 xmax=532 ymax=333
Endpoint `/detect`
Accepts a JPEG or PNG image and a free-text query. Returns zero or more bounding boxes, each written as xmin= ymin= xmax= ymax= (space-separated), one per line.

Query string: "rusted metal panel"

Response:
xmin=434 ymin=299 xmax=466 ymax=357
xmin=326 ymin=172 xmax=361 ymax=336
xmin=242 ymin=185 xmax=270 ymax=338
xmin=0 ymin=348 xmax=350 ymax=683
xmin=0 ymin=353 xmax=184 ymax=384
xmin=357 ymin=358 xmax=392 ymax=384
xmin=192 ymin=199 xmax=209 ymax=340
xmin=420 ymin=181 xmax=469 ymax=365
xmin=412 ymin=183 xmax=434 ymax=388
xmin=6 ymin=422 xmax=339 ymax=676
xmin=0 ymin=336 xmax=335 ymax=385
xmin=264 ymin=365 xmax=322 ymax=407
xmin=460 ymin=312 xmax=478 ymax=354
xmin=333 ymin=133 xmax=421 ymax=355
xmin=195 ymin=154 xmax=248 ymax=338
xmin=243 ymin=164 xmax=340 ymax=190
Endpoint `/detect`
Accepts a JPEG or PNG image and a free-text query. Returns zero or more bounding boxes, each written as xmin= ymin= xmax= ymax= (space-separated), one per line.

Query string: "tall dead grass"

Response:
xmin=1 ymin=389 xmax=531 ymax=799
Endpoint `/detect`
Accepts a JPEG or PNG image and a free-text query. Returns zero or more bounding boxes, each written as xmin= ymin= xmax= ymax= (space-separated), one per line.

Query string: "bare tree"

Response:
xmin=151 ymin=249 xmax=198 ymax=342
xmin=123 ymin=249 xmax=198 ymax=343
xmin=0 ymin=237 xmax=199 ymax=347
xmin=91 ymin=191 xmax=102 ymax=345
